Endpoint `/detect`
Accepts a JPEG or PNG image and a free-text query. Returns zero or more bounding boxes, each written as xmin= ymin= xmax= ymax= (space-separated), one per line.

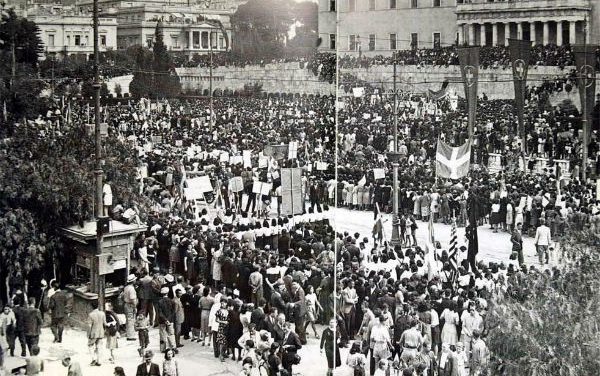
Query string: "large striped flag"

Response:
xmin=447 ymin=217 xmax=459 ymax=286
xmin=436 ymin=139 xmax=471 ymax=180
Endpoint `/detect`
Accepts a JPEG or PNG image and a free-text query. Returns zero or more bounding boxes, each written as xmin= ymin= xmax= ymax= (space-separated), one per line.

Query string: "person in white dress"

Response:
xmin=440 ymin=302 xmax=459 ymax=346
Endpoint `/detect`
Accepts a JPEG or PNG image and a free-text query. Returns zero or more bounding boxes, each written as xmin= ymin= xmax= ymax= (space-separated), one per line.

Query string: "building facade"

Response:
xmin=337 ymin=0 xmax=599 ymax=56
xmin=318 ymin=0 xmax=337 ymax=52
xmin=114 ymin=4 xmax=232 ymax=55
xmin=26 ymin=5 xmax=118 ymax=58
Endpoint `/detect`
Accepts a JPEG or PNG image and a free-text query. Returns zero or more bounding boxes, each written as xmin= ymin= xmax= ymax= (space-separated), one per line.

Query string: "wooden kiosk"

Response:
xmin=60 ymin=220 xmax=146 ymax=326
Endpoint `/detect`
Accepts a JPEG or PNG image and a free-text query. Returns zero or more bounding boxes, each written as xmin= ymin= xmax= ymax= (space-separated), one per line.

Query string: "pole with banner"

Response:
xmin=573 ymin=40 xmax=597 ymax=182
xmin=457 ymin=46 xmax=480 ymax=138
xmin=508 ymin=39 xmax=531 ymax=163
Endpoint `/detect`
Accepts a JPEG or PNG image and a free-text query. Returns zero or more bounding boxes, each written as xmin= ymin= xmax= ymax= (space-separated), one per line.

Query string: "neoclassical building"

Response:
xmin=335 ymin=0 xmax=599 ymax=55
xmin=456 ymin=0 xmax=595 ymax=46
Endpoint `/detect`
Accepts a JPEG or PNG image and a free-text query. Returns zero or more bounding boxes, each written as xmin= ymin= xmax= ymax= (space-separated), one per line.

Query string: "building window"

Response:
xmin=369 ymin=0 xmax=375 ymax=10
xmin=348 ymin=0 xmax=355 ymax=12
xmin=330 ymin=0 xmax=336 ymax=11
xmin=349 ymin=34 xmax=356 ymax=51
xmin=219 ymin=36 xmax=224 ymax=49
xmin=433 ymin=0 xmax=440 ymax=6
xmin=369 ymin=34 xmax=376 ymax=51
xmin=390 ymin=0 xmax=396 ymax=8
xmin=411 ymin=33 xmax=418 ymax=49
xmin=100 ymin=35 xmax=106 ymax=46
xmin=146 ymin=37 xmax=153 ymax=48
xmin=66 ymin=35 xmax=71 ymax=46
xmin=201 ymin=32 xmax=209 ymax=49
xmin=171 ymin=36 xmax=178 ymax=48
xmin=433 ymin=32 xmax=441 ymax=48
xmin=48 ymin=34 xmax=55 ymax=47
xmin=389 ymin=33 xmax=397 ymax=50
xmin=411 ymin=0 xmax=418 ymax=7
xmin=329 ymin=33 xmax=336 ymax=50
xmin=74 ymin=35 xmax=81 ymax=46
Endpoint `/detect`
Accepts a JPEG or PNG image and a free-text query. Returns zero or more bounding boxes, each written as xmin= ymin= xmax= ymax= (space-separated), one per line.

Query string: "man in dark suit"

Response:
xmin=22 ymin=297 xmax=43 ymax=355
xmin=290 ymin=282 xmax=307 ymax=344
xmin=281 ymin=322 xmax=302 ymax=374
xmin=136 ymin=350 xmax=161 ymax=376
xmin=278 ymin=230 xmax=291 ymax=257
xmin=156 ymin=287 xmax=177 ymax=352
xmin=48 ymin=281 xmax=69 ymax=343
xmin=260 ymin=307 xmax=278 ymax=337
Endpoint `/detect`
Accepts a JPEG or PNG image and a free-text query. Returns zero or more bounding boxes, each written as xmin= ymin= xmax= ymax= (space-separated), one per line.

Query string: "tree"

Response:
xmin=152 ymin=21 xmax=181 ymax=98
xmin=0 ymin=8 xmax=46 ymax=120
xmin=485 ymin=230 xmax=600 ymax=375
xmin=231 ymin=0 xmax=294 ymax=60
xmin=129 ymin=45 xmax=154 ymax=98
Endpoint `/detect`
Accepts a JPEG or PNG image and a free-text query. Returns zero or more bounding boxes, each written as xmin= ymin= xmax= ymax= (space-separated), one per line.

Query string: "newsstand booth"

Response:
xmin=60 ymin=219 xmax=146 ymax=326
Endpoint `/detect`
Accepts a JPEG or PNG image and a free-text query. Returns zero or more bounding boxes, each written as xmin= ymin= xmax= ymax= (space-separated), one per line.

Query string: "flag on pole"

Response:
xmin=357 ymin=175 xmax=366 ymax=187
xmin=436 ymin=139 xmax=471 ymax=180
xmin=428 ymin=213 xmax=435 ymax=245
xmin=447 ymin=217 xmax=459 ymax=287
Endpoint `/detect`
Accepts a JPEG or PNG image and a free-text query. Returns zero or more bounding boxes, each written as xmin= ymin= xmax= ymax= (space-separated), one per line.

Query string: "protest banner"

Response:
xmin=281 ymin=168 xmax=303 ymax=216
xmin=373 ymin=168 xmax=385 ymax=180
xmin=229 ymin=177 xmax=244 ymax=193
xmin=243 ymin=150 xmax=252 ymax=168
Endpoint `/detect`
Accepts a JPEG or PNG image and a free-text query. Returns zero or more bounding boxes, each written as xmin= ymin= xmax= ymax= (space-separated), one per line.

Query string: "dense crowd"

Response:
xmin=336 ymin=92 xmax=600 ymax=244
xmin=0 ymin=93 xmax=340 ymax=376
xmin=338 ymin=45 xmax=600 ymax=70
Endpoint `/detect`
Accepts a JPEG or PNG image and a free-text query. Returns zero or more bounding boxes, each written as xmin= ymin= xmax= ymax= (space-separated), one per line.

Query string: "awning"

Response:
xmin=170 ymin=12 xmax=184 ymax=18
xmin=183 ymin=13 xmax=195 ymax=20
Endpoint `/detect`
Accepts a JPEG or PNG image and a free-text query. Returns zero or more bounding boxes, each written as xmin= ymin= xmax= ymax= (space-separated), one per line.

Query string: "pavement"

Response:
xmin=4 ymin=323 xmax=329 ymax=376
xmin=331 ymin=207 xmax=561 ymax=268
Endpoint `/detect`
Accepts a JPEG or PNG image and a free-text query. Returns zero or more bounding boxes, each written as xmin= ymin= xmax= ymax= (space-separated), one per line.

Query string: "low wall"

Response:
xmin=341 ymin=65 xmax=597 ymax=104
xmin=176 ymin=62 xmax=335 ymax=96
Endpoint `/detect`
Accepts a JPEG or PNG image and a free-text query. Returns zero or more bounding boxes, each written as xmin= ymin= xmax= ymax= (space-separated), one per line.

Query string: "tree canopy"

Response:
xmin=485 ymin=230 xmax=600 ymax=376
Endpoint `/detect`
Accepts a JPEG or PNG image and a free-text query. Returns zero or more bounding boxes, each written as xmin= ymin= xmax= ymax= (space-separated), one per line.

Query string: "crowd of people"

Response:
xmin=338 ymin=45 xmax=599 ymax=70
xmin=0 ymin=93 xmax=340 ymax=376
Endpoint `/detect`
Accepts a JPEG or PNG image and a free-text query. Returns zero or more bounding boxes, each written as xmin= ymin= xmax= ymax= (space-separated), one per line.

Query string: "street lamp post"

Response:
xmin=93 ymin=0 xmax=106 ymax=311
xmin=389 ymin=51 xmax=401 ymax=247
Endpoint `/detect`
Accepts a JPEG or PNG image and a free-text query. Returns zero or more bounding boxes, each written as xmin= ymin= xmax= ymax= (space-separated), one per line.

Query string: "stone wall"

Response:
xmin=341 ymin=65 xmax=597 ymax=104
xmin=176 ymin=62 xmax=335 ymax=96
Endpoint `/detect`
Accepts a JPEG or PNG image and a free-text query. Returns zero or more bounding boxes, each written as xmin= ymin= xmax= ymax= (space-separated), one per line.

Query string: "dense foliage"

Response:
xmin=0 ymin=7 xmax=47 ymax=120
xmin=485 ymin=230 xmax=600 ymax=376
xmin=130 ymin=23 xmax=181 ymax=98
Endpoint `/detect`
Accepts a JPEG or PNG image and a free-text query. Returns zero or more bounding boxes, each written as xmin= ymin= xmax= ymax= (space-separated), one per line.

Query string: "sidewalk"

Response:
xmin=3 ymin=323 xmax=328 ymax=376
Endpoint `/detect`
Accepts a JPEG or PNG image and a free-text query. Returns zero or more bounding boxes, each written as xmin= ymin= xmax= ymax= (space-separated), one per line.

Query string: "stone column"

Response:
xmin=517 ymin=22 xmax=523 ymax=39
xmin=556 ymin=21 xmax=563 ymax=46
xmin=480 ymin=23 xmax=486 ymax=46
xmin=505 ymin=22 xmax=510 ymax=45
xmin=458 ymin=24 xmax=464 ymax=45
xmin=569 ymin=20 xmax=576 ymax=44
xmin=543 ymin=21 xmax=549 ymax=45
xmin=492 ymin=23 xmax=498 ymax=46
xmin=188 ymin=30 xmax=193 ymax=49
xmin=530 ymin=22 xmax=536 ymax=44
xmin=468 ymin=23 xmax=475 ymax=46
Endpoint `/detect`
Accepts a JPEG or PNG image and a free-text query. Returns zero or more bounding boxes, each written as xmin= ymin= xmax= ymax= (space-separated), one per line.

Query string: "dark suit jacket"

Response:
xmin=282 ymin=331 xmax=302 ymax=353
xmin=49 ymin=290 xmax=69 ymax=319
xmin=136 ymin=362 xmax=161 ymax=376
xmin=291 ymin=287 xmax=306 ymax=318
xmin=23 ymin=307 xmax=43 ymax=336
xmin=156 ymin=296 xmax=175 ymax=324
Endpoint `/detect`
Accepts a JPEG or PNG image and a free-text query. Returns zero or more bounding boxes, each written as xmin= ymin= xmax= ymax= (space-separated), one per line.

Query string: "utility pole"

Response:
xmin=209 ymin=31 xmax=214 ymax=133
xmin=581 ymin=17 xmax=588 ymax=182
xmin=390 ymin=51 xmax=401 ymax=246
xmin=10 ymin=37 xmax=16 ymax=88
xmin=93 ymin=0 xmax=106 ymax=311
